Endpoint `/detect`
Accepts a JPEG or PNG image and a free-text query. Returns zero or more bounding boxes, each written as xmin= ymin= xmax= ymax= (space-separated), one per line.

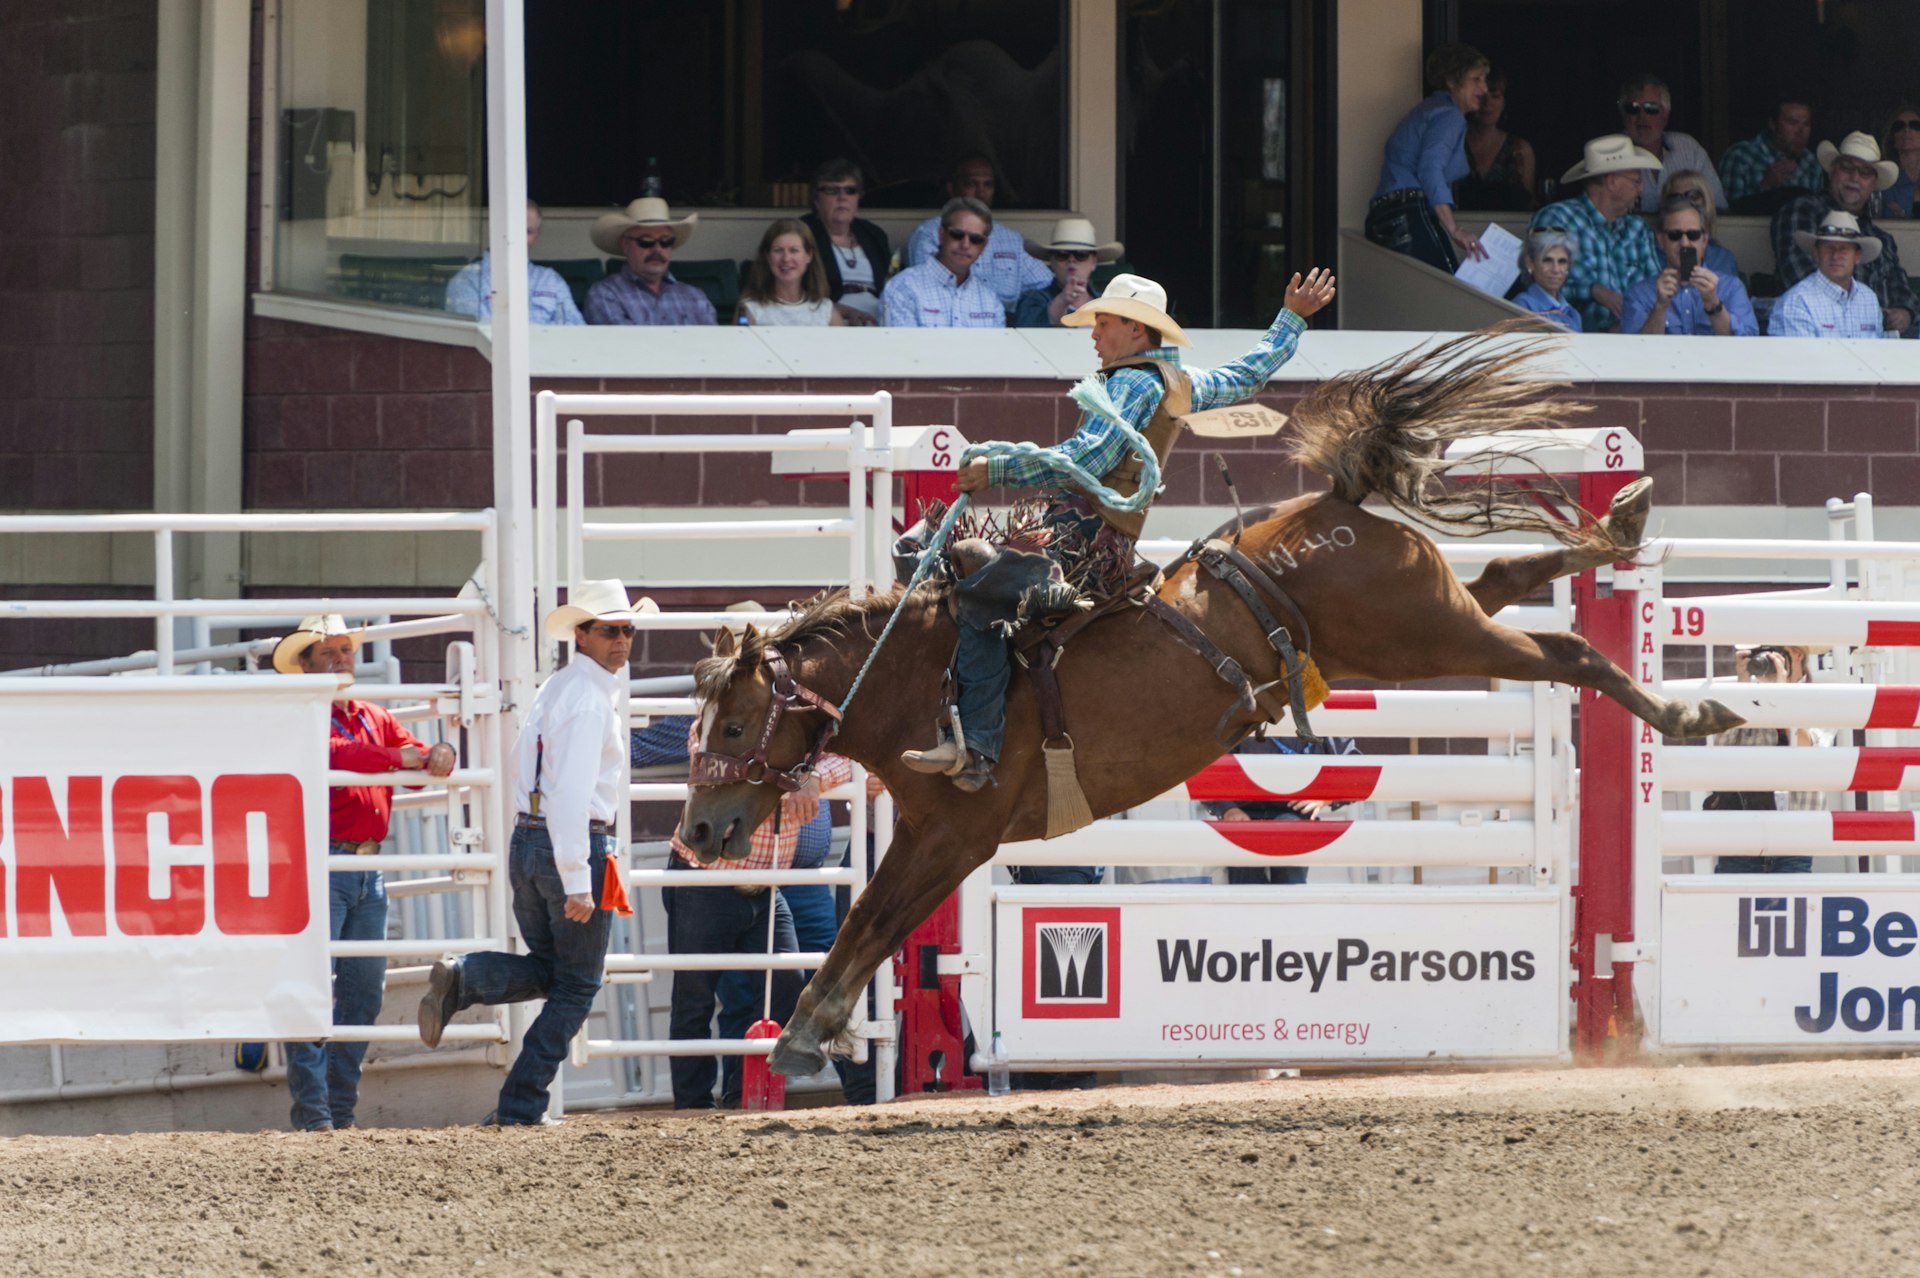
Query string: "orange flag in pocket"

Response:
xmin=600 ymin=853 xmax=633 ymax=916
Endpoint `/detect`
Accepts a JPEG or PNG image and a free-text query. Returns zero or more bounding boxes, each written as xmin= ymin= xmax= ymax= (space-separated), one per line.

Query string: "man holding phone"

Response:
xmin=1623 ymin=196 xmax=1758 ymax=336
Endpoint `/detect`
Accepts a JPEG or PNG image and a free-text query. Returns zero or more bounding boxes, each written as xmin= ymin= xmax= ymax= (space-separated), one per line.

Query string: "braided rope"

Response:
xmin=832 ymin=373 xmax=1161 ymax=720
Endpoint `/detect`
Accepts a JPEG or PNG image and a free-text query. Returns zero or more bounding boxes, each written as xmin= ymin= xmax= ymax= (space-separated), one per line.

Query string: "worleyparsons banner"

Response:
xmin=0 ymin=677 xmax=335 ymax=1041
xmin=1661 ymin=881 xmax=1920 ymax=1046
xmin=995 ymin=889 xmax=1565 ymax=1064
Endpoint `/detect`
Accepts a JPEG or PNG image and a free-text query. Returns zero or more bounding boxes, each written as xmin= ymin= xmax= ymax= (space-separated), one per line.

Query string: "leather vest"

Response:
xmin=1068 ymin=356 xmax=1193 ymax=539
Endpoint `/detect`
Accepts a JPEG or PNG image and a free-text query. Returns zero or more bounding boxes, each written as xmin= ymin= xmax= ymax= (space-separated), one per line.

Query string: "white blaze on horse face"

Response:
xmin=698 ymin=699 xmax=719 ymax=756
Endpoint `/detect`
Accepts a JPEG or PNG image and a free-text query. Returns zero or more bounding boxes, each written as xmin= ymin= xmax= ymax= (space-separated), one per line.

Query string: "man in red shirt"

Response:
xmin=274 ymin=614 xmax=454 ymax=1131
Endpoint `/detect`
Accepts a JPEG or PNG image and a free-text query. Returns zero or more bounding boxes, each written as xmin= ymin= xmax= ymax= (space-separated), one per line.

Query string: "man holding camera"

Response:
xmin=1623 ymin=197 xmax=1757 ymax=336
xmin=1709 ymin=644 xmax=1822 ymax=875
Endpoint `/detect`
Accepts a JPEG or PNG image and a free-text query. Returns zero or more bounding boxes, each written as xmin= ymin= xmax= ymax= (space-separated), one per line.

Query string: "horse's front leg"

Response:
xmin=770 ymin=818 xmax=999 ymax=1078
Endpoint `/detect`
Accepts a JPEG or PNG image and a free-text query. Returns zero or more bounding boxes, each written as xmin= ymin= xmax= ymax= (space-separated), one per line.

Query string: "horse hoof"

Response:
xmin=769 ymin=1034 xmax=828 ymax=1078
xmin=1606 ymin=476 xmax=1654 ymax=548
xmin=1684 ymin=697 xmax=1746 ymax=739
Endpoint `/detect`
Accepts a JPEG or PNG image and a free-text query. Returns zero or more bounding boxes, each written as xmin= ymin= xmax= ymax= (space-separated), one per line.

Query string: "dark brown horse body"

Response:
xmin=676 ymin=333 xmax=1742 ymax=1077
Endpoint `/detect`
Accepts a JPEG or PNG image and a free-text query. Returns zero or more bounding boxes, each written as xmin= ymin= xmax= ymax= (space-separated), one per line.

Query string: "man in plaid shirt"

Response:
xmin=1719 ymin=99 xmax=1822 ymax=210
xmin=904 ymin=268 xmax=1336 ymax=791
xmin=1529 ymin=134 xmax=1664 ymax=333
xmin=1769 ymin=132 xmax=1916 ymax=336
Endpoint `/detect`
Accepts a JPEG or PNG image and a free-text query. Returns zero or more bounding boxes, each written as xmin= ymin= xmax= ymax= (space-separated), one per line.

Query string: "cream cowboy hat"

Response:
xmin=1558 ymin=133 xmax=1663 ymax=184
xmin=1024 ymin=217 xmax=1124 ymax=263
xmin=1060 ymin=273 xmax=1190 ymax=346
xmin=1792 ymin=210 xmax=1883 ymax=263
xmin=544 ymin=579 xmax=659 ymax=640
xmin=272 ymin=614 xmax=361 ymax=675
xmin=589 ymin=197 xmax=699 ymax=255
xmin=1815 ymin=131 xmax=1899 ymax=191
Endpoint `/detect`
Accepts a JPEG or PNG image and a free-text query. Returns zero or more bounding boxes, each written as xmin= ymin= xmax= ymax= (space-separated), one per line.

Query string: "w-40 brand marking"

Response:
xmin=1263 ymin=525 xmax=1356 ymax=576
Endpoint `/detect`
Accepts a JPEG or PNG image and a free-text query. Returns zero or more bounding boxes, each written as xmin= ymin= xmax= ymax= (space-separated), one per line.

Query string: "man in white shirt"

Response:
xmin=882 ymin=198 xmax=1007 ymax=328
xmin=444 ymin=200 xmax=584 ymax=326
xmin=418 ymin=579 xmax=652 ymax=1125
xmin=1617 ymin=73 xmax=1727 ymax=213
xmin=1769 ymin=212 xmax=1888 ymax=339
xmin=901 ymin=155 xmax=1052 ymax=307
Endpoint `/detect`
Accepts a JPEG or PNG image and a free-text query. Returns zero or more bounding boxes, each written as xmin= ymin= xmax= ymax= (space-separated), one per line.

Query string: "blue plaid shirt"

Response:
xmin=902 ymin=219 xmax=1053 ymax=306
xmin=984 ymin=309 xmax=1308 ymax=491
xmin=881 ymin=259 xmax=1007 ymax=328
xmin=1528 ymin=194 xmax=1662 ymax=333
xmin=1768 ymin=272 xmax=1888 ymax=338
xmin=444 ymin=253 xmax=583 ymax=325
xmin=1719 ymin=132 xmax=1824 ymax=206
xmin=583 ymin=270 xmax=718 ymax=326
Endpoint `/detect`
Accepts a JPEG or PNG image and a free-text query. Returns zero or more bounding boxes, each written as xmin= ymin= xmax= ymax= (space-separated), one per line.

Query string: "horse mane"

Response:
xmin=691 ymin=583 xmax=937 ymax=701
xmin=1285 ymin=320 xmax=1635 ymax=559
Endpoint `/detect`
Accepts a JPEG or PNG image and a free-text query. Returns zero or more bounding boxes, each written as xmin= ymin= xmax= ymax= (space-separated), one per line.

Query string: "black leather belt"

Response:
xmin=330 ymin=840 xmax=381 ymax=856
xmin=516 ymin=813 xmax=615 ymax=835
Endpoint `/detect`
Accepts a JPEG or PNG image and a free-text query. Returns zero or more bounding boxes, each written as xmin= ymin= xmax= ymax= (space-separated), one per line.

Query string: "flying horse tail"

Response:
xmin=1284 ymin=319 xmax=1637 ymax=560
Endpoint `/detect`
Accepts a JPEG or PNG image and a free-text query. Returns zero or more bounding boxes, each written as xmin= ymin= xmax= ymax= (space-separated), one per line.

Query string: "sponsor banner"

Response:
xmin=0 ymin=679 xmax=335 ymax=1041
xmin=1661 ymin=883 xmax=1920 ymax=1046
xmin=995 ymin=892 xmax=1563 ymax=1062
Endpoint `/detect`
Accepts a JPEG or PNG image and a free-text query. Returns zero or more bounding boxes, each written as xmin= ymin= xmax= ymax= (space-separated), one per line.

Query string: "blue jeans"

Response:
xmin=459 ymin=826 xmax=614 ymax=1125
xmin=286 ymin=869 xmax=388 ymax=1130
xmin=1715 ymin=856 xmax=1814 ymax=874
xmin=666 ymin=863 xmax=802 ymax=1108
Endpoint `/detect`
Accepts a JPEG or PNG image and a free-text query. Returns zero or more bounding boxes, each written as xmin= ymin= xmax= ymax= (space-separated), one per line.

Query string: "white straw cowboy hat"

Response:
xmin=1558 ymin=133 xmax=1663 ymax=184
xmin=1815 ymin=131 xmax=1899 ymax=191
xmin=1024 ymin=216 xmax=1124 ymax=263
xmin=589 ymin=197 xmax=699 ymax=255
xmin=544 ymin=579 xmax=659 ymax=640
xmin=272 ymin=614 xmax=361 ymax=675
xmin=1061 ymin=273 xmax=1190 ymax=346
xmin=1792 ymin=210 xmax=1883 ymax=263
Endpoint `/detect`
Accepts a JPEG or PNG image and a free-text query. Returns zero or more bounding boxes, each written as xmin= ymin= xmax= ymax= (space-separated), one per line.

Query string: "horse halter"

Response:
xmin=688 ymin=649 xmax=842 ymax=792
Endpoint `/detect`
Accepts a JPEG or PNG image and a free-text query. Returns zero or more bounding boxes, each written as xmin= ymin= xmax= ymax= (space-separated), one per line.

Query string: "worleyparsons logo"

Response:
xmin=1022 ymin=907 xmax=1121 ymax=1019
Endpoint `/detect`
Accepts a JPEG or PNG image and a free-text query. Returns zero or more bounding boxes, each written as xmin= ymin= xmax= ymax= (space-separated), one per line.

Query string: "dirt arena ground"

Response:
xmin=4 ymin=1058 xmax=1918 ymax=1278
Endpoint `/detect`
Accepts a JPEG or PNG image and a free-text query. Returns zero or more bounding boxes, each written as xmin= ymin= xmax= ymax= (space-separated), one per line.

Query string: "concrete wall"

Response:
xmin=1335 ymin=0 xmax=1422 ymax=230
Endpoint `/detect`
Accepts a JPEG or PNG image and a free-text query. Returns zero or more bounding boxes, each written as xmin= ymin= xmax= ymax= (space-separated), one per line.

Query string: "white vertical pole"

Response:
xmin=846 ymin=417 xmax=867 ymax=600
xmin=484 ymin=0 xmax=536 ymax=1084
xmin=154 ymin=530 xmax=175 ymax=675
xmin=870 ymin=392 xmax=895 ymax=593
xmin=566 ymin=420 xmax=586 ymax=594
xmin=535 ymin=390 xmax=558 ymax=677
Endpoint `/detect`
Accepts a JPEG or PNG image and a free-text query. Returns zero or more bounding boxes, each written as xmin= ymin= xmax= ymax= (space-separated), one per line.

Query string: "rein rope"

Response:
xmin=832 ymin=374 xmax=1162 ymax=723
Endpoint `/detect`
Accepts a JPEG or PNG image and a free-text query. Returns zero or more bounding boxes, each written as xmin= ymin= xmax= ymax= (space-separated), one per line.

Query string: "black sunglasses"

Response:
xmin=815 ymin=183 xmax=860 ymax=196
xmin=623 ymin=234 xmax=675 ymax=250
xmin=1619 ymin=100 xmax=1666 ymax=116
xmin=1893 ymin=119 xmax=1920 ymax=133
xmin=944 ymin=226 xmax=988 ymax=246
xmin=585 ymin=622 xmax=636 ymax=639
xmin=1049 ymin=249 xmax=1096 ymax=262
xmin=1662 ymin=228 xmax=1705 ymax=241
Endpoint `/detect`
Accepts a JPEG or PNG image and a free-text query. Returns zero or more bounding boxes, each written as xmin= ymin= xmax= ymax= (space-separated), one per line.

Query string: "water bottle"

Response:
xmin=642 ymin=156 xmax=664 ymax=199
xmin=986 ymin=1030 xmax=1011 ymax=1096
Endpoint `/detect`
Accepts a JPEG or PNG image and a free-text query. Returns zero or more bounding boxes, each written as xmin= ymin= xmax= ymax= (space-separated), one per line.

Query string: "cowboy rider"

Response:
xmin=901 ymin=268 xmax=1337 ymax=791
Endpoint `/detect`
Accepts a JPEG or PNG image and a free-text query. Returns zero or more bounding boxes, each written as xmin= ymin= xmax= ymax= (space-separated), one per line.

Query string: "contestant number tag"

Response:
xmin=1182 ymin=405 xmax=1290 ymax=439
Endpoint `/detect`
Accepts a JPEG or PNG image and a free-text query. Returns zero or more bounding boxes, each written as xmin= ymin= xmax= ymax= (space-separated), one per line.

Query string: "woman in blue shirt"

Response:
xmin=1366 ymin=43 xmax=1493 ymax=273
xmin=1512 ymin=229 xmax=1582 ymax=331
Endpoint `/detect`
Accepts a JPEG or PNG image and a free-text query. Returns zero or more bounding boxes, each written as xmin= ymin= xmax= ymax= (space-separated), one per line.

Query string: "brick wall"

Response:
xmin=0 ymin=1 xmax=157 ymax=511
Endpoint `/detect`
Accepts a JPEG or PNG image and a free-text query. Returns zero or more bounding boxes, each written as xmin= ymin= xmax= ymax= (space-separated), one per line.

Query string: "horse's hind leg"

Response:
xmin=1459 ymin=622 xmax=1743 ymax=739
xmin=1462 ymin=477 xmax=1652 ymax=615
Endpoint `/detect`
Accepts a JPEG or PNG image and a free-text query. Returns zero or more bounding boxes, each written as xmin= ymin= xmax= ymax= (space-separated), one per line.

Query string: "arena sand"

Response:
xmin=3 ymin=1057 xmax=1917 ymax=1277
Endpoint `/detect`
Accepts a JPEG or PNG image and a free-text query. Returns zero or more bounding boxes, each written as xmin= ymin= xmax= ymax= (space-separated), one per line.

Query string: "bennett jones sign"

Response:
xmin=1661 ymin=885 xmax=1920 ymax=1046
xmin=0 ymin=678 xmax=335 ymax=1041
xmin=995 ymin=893 xmax=1564 ymax=1063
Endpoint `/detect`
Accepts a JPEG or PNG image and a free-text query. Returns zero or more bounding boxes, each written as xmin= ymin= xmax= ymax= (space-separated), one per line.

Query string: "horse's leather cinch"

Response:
xmin=1188 ymin=538 xmax=1324 ymax=745
xmin=689 ymin=650 xmax=842 ymax=792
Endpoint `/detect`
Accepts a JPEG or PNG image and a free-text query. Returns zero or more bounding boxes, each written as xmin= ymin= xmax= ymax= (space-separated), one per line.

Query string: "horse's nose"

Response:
xmin=678 ymin=818 xmax=714 ymax=859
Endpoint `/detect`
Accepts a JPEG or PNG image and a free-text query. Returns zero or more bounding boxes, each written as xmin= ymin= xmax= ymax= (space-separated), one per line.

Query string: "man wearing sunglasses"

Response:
xmin=1617 ymin=73 xmax=1726 ymax=214
xmin=881 ymin=197 xmax=1006 ymax=328
xmin=1014 ymin=217 xmax=1123 ymax=328
xmin=1771 ymin=131 xmax=1916 ymax=337
xmin=582 ymin=196 xmax=717 ymax=326
xmin=1624 ymin=197 xmax=1757 ymax=336
xmin=901 ymin=155 xmax=1054 ymax=307
xmin=418 ymin=580 xmax=654 ymax=1126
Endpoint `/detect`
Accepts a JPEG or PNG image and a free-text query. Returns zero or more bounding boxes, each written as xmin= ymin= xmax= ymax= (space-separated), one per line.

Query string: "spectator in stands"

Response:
xmin=1770 ymin=132 xmax=1916 ymax=336
xmin=1455 ymin=70 xmax=1536 ymax=212
xmin=418 ymin=581 xmax=646 ymax=1125
xmin=275 ymin=615 xmax=455 ymax=1132
xmin=583 ymin=197 xmax=717 ymax=326
xmin=1365 ymin=42 xmax=1492 ymax=272
xmin=1768 ymin=212 xmax=1889 ymax=338
xmin=1512 ymin=229 xmax=1580 ymax=330
xmin=1617 ymin=73 xmax=1726 ymax=213
xmin=1879 ymin=106 xmax=1920 ymax=218
xmin=1529 ymin=135 xmax=1663 ymax=332
xmin=800 ymin=157 xmax=889 ymax=326
xmin=445 ymin=200 xmax=583 ymax=325
xmin=1710 ymin=645 xmax=1821 ymax=874
xmin=1720 ymin=98 xmax=1821 ymax=213
xmin=1014 ymin=217 xmax=1121 ymax=328
xmin=1624 ymin=197 xmax=1758 ymax=336
xmin=883 ymin=198 xmax=1006 ymax=328
xmin=1661 ymin=170 xmax=1740 ymax=278
xmin=1205 ymin=734 xmax=1361 ymax=885
xmin=903 ymin=156 xmax=1053 ymax=308
xmin=736 ymin=219 xmax=842 ymax=327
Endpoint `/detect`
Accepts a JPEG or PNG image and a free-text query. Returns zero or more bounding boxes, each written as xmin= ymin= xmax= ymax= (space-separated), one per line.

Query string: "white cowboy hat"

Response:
xmin=544 ymin=579 xmax=659 ymax=640
xmin=1024 ymin=217 xmax=1124 ymax=263
xmin=1061 ymin=273 xmax=1190 ymax=346
xmin=1792 ymin=210 xmax=1883 ymax=263
xmin=272 ymin=614 xmax=361 ymax=675
xmin=1815 ymin=131 xmax=1899 ymax=191
xmin=589 ymin=197 xmax=699 ymax=255
xmin=1558 ymin=133 xmax=1663 ymax=184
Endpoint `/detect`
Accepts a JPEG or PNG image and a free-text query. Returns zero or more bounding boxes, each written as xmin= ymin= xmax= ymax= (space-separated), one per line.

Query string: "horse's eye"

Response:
xmin=723 ymin=722 xmax=744 ymax=739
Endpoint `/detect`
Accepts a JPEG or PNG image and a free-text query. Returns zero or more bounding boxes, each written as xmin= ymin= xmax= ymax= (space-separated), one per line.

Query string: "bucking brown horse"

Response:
xmin=674 ymin=329 xmax=1742 ymax=1078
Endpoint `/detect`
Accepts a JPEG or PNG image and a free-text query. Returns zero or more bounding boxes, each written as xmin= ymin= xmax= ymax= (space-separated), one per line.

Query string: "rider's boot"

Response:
xmin=900 ymin=740 xmax=996 ymax=791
